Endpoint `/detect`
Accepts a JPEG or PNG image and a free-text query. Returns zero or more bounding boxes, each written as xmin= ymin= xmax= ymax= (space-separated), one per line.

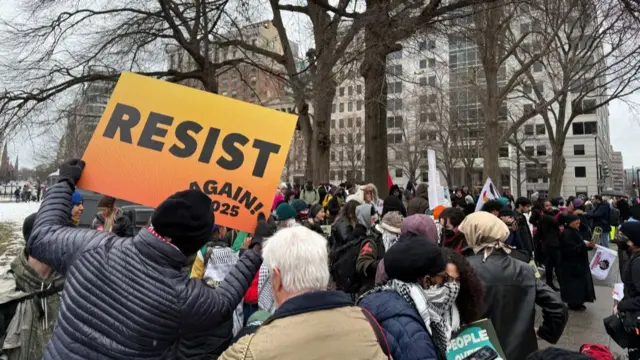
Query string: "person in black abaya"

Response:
xmin=558 ymin=214 xmax=596 ymax=311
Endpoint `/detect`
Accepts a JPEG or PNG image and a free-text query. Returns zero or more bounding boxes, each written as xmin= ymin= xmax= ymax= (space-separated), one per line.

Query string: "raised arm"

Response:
xmin=28 ymin=160 xmax=115 ymax=274
xmin=183 ymin=249 xmax=262 ymax=330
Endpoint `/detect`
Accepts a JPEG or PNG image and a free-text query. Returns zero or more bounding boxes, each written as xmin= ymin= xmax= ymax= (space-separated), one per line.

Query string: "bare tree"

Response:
xmin=513 ymin=0 xmax=640 ymax=197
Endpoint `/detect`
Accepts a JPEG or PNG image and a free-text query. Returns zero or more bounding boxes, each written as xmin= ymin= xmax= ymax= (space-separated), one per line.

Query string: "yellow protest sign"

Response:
xmin=77 ymin=72 xmax=297 ymax=233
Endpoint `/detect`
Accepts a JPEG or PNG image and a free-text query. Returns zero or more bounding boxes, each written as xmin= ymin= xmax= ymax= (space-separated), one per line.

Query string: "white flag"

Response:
xmin=474 ymin=178 xmax=500 ymax=212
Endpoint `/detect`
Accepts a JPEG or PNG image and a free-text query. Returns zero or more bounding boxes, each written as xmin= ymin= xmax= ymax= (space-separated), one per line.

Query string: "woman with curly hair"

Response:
xmin=441 ymin=247 xmax=485 ymax=324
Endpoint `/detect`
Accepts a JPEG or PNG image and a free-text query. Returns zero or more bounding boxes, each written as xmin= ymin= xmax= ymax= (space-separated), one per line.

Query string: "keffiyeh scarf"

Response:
xmin=359 ymin=279 xmax=460 ymax=356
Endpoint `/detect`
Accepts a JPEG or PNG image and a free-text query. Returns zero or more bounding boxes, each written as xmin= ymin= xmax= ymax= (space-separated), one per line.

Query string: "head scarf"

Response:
xmin=356 ymin=204 xmax=375 ymax=229
xmin=458 ymin=212 xmax=510 ymax=261
xmin=401 ymin=214 xmax=438 ymax=243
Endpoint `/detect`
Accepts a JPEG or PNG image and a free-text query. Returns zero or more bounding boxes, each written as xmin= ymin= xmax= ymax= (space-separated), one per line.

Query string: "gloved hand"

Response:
xmin=58 ymin=159 xmax=86 ymax=186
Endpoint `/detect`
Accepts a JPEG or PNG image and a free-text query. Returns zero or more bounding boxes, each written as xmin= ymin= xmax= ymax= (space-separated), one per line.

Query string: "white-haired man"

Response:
xmin=220 ymin=226 xmax=389 ymax=360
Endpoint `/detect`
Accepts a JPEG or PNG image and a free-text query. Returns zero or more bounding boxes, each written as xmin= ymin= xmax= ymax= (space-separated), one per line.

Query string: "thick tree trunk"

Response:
xmin=515 ymin=144 xmax=522 ymax=197
xmin=548 ymin=142 xmax=566 ymax=197
xmin=312 ymin=90 xmax=334 ymax=184
xmin=361 ymin=38 xmax=389 ymax=197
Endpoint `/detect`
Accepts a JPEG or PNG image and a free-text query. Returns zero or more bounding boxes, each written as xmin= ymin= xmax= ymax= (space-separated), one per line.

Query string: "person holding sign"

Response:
xmin=26 ymin=159 xmax=263 ymax=360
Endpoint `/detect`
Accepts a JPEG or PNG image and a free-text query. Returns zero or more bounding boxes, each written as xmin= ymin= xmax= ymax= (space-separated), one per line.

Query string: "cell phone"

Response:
xmin=464 ymin=345 xmax=499 ymax=360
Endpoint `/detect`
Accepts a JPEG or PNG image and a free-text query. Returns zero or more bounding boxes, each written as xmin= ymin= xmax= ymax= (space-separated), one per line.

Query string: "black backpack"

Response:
xmin=329 ymin=237 xmax=366 ymax=294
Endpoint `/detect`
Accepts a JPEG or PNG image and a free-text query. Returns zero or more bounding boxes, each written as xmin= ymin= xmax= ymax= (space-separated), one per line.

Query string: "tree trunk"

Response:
xmin=361 ymin=31 xmax=389 ymax=197
xmin=515 ymin=143 xmax=522 ymax=197
xmin=311 ymin=78 xmax=336 ymax=185
xmin=548 ymin=142 xmax=566 ymax=197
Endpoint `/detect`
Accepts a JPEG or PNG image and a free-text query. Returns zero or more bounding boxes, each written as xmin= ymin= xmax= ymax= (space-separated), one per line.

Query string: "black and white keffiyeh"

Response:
xmin=359 ymin=279 xmax=460 ymax=356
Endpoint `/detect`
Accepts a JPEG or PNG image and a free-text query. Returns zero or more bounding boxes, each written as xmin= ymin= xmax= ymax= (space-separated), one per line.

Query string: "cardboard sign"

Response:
xmin=78 ymin=72 xmax=297 ymax=233
xmin=446 ymin=319 xmax=506 ymax=360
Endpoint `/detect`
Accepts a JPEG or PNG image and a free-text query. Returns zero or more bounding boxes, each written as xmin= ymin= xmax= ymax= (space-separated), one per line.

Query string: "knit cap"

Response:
xmin=71 ymin=191 xmax=83 ymax=206
xmin=385 ymin=236 xmax=446 ymax=282
xmin=275 ymin=203 xmax=296 ymax=221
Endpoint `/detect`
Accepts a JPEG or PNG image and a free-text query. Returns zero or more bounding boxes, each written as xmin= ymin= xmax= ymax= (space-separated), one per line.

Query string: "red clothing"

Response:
xmin=271 ymin=192 xmax=285 ymax=211
xmin=244 ymin=272 xmax=259 ymax=303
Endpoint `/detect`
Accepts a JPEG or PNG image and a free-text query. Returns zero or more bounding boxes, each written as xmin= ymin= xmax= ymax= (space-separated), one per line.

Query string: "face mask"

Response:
xmin=424 ymin=282 xmax=461 ymax=311
xmin=444 ymin=229 xmax=456 ymax=238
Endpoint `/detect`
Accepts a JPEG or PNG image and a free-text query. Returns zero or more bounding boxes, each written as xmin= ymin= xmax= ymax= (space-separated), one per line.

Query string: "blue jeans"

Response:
xmin=600 ymin=230 xmax=610 ymax=248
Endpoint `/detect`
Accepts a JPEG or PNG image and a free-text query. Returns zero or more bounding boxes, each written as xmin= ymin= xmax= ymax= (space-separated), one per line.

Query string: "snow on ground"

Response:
xmin=0 ymin=201 xmax=41 ymax=272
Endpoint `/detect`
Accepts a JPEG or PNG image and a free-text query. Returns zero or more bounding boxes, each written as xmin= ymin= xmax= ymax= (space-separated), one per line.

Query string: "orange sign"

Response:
xmin=78 ymin=72 xmax=297 ymax=233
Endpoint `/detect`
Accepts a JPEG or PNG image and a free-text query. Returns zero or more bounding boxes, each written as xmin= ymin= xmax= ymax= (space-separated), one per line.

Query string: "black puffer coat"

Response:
xmin=28 ymin=181 xmax=262 ymax=360
xmin=467 ymin=250 xmax=568 ymax=360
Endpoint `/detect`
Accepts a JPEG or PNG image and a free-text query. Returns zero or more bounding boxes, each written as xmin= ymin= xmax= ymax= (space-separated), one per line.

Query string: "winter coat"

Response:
xmin=359 ymin=290 xmax=438 ymax=360
xmin=301 ymin=188 xmax=320 ymax=205
xmin=535 ymin=213 xmax=561 ymax=249
xmin=558 ymin=227 xmax=596 ymax=305
xmin=467 ymin=250 xmax=568 ymax=360
xmin=619 ymin=252 xmax=640 ymax=313
xmin=90 ymin=208 xmax=135 ymax=237
xmin=331 ymin=217 xmax=353 ymax=247
xmin=618 ymin=199 xmax=632 ymax=222
xmin=2 ymin=251 xmax=64 ymax=360
xmin=407 ymin=184 xmax=429 ymax=216
xmin=356 ymin=227 xmax=385 ymax=294
xmin=590 ymin=202 xmax=611 ymax=232
xmin=27 ymin=181 xmax=263 ymax=360
xmin=219 ymin=291 xmax=388 ymax=360
xmin=515 ymin=212 xmax=534 ymax=256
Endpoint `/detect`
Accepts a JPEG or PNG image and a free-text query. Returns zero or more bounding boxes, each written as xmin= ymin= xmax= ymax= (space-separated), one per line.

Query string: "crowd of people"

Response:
xmin=1 ymin=159 xmax=640 ymax=359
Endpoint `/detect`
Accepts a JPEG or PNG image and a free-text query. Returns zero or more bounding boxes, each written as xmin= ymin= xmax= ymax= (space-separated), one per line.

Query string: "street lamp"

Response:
xmin=594 ymin=134 xmax=599 ymax=194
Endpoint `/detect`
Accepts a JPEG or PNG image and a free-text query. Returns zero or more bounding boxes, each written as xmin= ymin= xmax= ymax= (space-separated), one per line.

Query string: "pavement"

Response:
xmin=535 ymin=248 xmax=626 ymax=357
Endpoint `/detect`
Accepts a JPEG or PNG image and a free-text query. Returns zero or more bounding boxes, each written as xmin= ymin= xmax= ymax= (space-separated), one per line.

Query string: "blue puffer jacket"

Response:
xmin=27 ymin=181 xmax=262 ymax=359
xmin=359 ymin=290 xmax=438 ymax=360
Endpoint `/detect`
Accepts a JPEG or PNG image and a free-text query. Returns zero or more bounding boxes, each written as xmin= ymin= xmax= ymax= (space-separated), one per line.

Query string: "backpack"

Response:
xmin=329 ymin=238 xmax=366 ymax=294
xmin=610 ymin=206 xmax=620 ymax=227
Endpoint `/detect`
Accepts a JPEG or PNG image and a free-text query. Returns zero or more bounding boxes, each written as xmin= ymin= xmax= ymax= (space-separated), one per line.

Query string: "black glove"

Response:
xmin=58 ymin=159 xmax=85 ymax=186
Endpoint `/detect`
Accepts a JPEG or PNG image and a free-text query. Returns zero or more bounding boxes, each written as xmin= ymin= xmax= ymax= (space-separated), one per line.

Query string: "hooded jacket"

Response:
xmin=27 ymin=181 xmax=262 ymax=360
xmin=2 ymin=251 xmax=64 ymax=360
xmin=407 ymin=184 xmax=429 ymax=216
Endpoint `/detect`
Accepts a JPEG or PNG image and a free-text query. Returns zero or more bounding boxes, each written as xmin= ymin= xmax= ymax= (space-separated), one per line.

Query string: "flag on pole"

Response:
xmin=387 ymin=171 xmax=394 ymax=192
xmin=475 ymin=178 xmax=500 ymax=212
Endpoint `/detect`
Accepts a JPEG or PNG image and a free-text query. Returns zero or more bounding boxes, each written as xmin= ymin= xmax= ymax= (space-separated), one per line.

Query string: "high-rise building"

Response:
xmin=611 ymin=151 xmax=624 ymax=191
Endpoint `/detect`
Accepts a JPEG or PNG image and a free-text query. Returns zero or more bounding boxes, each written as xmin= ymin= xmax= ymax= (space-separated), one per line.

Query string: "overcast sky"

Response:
xmin=1 ymin=1 xmax=639 ymax=170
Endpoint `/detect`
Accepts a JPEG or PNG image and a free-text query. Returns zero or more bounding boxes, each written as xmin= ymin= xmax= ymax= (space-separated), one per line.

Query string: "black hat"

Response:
xmin=498 ymin=207 xmax=515 ymax=217
xmin=621 ymin=222 xmax=640 ymax=247
xmin=563 ymin=214 xmax=580 ymax=225
xmin=151 ymin=189 xmax=214 ymax=256
xmin=632 ymin=204 xmax=640 ymax=221
xmin=309 ymin=204 xmax=323 ymax=219
xmin=385 ymin=236 xmax=446 ymax=282
xmin=22 ymin=213 xmax=37 ymax=242
xmin=526 ymin=347 xmax=593 ymax=360
xmin=382 ymin=195 xmax=406 ymax=217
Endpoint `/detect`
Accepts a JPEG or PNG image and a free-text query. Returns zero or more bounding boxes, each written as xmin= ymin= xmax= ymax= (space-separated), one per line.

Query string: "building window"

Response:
xmin=388 ymin=81 xmax=402 ymax=94
xmin=339 ymin=118 xmax=344 ymax=128
xmin=347 ymin=118 xmax=353 ymax=127
xmin=536 ymin=124 xmax=545 ymax=135
xmin=419 ymin=41 xmax=427 ymax=50
xmin=582 ymin=99 xmax=597 ymax=113
xmin=339 ymin=87 xmax=344 ymax=96
xmin=520 ymin=22 xmax=530 ymax=33
xmin=428 ymin=132 xmax=437 ymax=141
xmin=419 ymin=77 xmax=427 ymax=86
xmin=332 ymin=104 xmax=336 ymax=113
xmin=356 ymin=117 xmax=362 ymax=127
xmin=338 ymin=170 xmax=344 ymax=179
xmin=525 ymin=146 xmax=534 ymax=156
xmin=387 ymin=65 xmax=403 ymax=76
xmin=575 ymin=166 xmax=587 ymax=178
xmin=348 ymin=86 xmax=353 ymax=96
xmin=428 ymin=40 xmax=436 ymax=49
xmin=330 ymin=152 xmax=336 ymax=161
xmin=387 ymin=133 xmax=403 ymax=144
xmin=499 ymin=146 xmax=509 ymax=157
xmin=388 ymin=50 xmax=403 ymax=60
xmin=339 ymin=134 xmax=344 ymax=144
xmin=573 ymin=121 xmax=597 ymax=135
xmin=537 ymin=145 xmax=546 ymax=156
xmin=331 ymin=119 xmax=336 ymax=129
xmin=428 ymin=76 xmax=436 ymax=86
xmin=348 ymin=102 xmax=353 ymax=112
xmin=339 ymin=103 xmax=344 ymax=112
xmin=524 ymin=124 xmax=534 ymax=135
xmin=330 ymin=170 xmax=336 ymax=179
xmin=574 ymin=144 xmax=585 ymax=155
xmin=429 ymin=58 xmax=436 ymax=68
xmin=356 ymin=133 xmax=362 ymax=143
xmin=347 ymin=133 xmax=353 ymax=143
xmin=524 ymin=104 xmax=533 ymax=114
xmin=388 ymin=99 xmax=403 ymax=111
xmin=428 ymin=94 xmax=436 ymax=104
xmin=331 ymin=134 xmax=335 ymax=143
xmin=357 ymin=85 xmax=362 ymax=94
xmin=420 ymin=131 xmax=427 ymax=141
xmin=395 ymin=169 xmax=403 ymax=177
xmin=387 ymin=116 xmax=403 ymax=128
xmin=420 ymin=59 xmax=427 ymax=69
xmin=357 ymin=100 xmax=363 ymax=111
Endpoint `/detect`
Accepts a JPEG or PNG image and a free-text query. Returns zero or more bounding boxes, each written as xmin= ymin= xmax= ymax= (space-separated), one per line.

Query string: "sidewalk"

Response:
xmin=536 ymin=249 xmax=624 ymax=355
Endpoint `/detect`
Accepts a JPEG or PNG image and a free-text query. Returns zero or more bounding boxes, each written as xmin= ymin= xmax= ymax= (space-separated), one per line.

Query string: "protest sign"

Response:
xmin=446 ymin=319 xmax=506 ymax=360
xmin=475 ymin=178 xmax=500 ymax=212
xmin=78 ymin=72 xmax=297 ymax=233
xmin=589 ymin=245 xmax=618 ymax=280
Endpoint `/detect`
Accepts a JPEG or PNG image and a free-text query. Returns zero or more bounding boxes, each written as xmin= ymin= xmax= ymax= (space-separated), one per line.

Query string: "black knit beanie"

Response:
xmin=382 ymin=195 xmax=405 ymax=217
xmin=151 ymin=190 xmax=214 ymax=256
xmin=621 ymin=221 xmax=640 ymax=247
xmin=22 ymin=213 xmax=37 ymax=242
xmin=385 ymin=236 xmax=446 ymax=282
